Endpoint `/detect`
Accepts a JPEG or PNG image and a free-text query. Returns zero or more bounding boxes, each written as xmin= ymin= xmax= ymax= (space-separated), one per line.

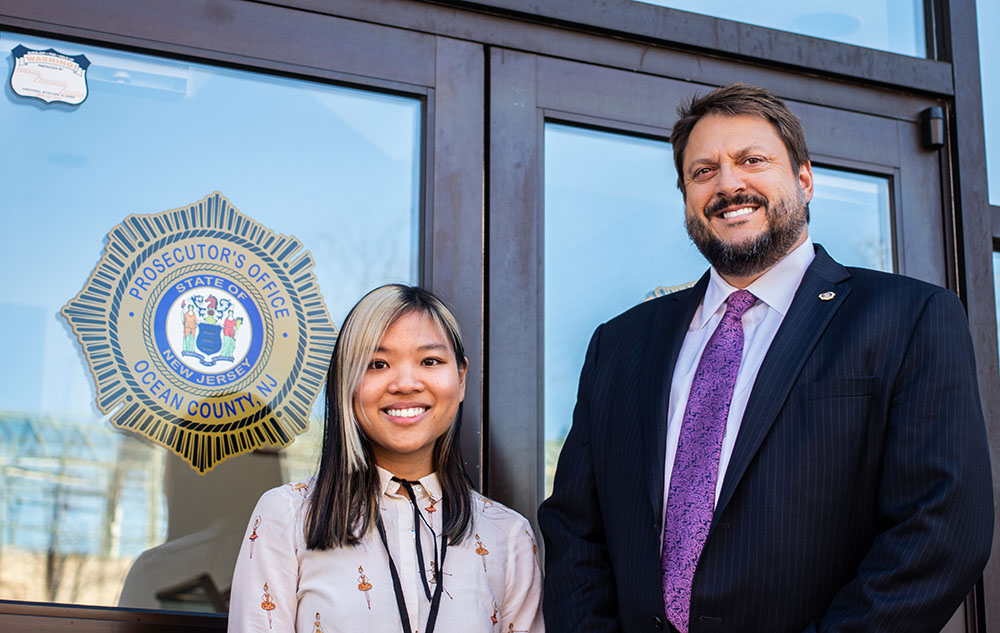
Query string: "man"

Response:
xmin=538 ymin=84 xmax=993 ymax=633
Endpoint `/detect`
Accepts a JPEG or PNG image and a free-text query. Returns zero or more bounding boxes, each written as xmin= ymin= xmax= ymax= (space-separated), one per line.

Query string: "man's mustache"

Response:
xmin=703 ymin=193 xmax=769 ymax=218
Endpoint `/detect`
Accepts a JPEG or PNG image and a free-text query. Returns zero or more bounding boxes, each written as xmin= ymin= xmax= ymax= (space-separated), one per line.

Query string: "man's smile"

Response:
xmin=719 ymin=205 xmax=758 ymax=220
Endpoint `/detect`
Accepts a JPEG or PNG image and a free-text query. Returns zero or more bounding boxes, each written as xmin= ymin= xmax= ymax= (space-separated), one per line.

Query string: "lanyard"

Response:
xmin=394 ymin=478 xmax=439 ymax=601
xmin=375 ymin=480 xmax=448 ymax=633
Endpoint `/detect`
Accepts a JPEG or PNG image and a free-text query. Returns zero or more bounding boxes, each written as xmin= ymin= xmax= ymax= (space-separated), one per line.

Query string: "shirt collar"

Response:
xmin=377 ymin=465 xmax=443 ymax=501
xmin=699 ymin=235 xmax=815 ymax=328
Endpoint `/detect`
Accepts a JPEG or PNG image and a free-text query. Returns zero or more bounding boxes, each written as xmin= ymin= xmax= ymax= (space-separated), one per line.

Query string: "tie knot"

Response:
xmin=725 ymin=289 xmax=757 ymax=318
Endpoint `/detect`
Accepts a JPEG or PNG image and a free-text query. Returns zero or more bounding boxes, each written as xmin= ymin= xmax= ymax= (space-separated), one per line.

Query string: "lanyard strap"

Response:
xmin=392 ymin=477 xmax=439 ymax=601
xmin=375 ymin=494 xmax=448 ymax=633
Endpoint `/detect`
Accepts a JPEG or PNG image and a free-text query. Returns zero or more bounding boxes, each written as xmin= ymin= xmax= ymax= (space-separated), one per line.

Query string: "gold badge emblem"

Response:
xmin=818 ymin=291 xmax=836 ymax=301
xmin=62 ymin=192 xmax=337 ymax=472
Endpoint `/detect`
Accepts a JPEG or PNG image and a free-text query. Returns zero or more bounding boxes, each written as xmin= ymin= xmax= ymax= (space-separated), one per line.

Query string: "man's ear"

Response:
xmin=798 ymin=160 xmax=814 ymax=203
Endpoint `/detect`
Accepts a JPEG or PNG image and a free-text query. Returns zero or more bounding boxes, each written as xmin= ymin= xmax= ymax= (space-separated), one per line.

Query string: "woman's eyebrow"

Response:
xmin=373 ymin=342 xmax=448 ymax=353
xmin=417 ymin=343 xmax=448 ymax=352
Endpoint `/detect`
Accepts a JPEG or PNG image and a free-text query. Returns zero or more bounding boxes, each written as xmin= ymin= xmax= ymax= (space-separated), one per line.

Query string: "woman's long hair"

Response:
xmin=304 ymin=284 xmax=474 ymax=549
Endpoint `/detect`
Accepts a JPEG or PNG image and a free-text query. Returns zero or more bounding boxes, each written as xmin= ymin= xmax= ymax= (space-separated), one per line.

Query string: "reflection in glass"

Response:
xmin=635 ymin=0 xmax=927 ymax=58
xmin=809 ymin=167 xmax=893 ymax=272
xmin=0 ymin=33 xmax=420 ymax=609
xmin=543 ymin=125 xmax=695 ymax=496
xmin=978 ymin=0 xmax=1000 ymax=204
xmin=994 ymin=253 xmax=1000 ymax=362
xmin=543 ymin=125 xmax=894 ymax=497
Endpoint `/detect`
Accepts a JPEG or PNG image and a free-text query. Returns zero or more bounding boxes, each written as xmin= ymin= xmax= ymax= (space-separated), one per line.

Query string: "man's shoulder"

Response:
xmin=816 ymin=265 xmax=968 ymax=335
xmin=842 ymin=266 xmax=958 ymax=305
xmin=618 ymin=281 xmax=702 ymax=322
xmin=597 ymin=284 xmax=699 ymax=338
xmin=811 ymin=245 xmax=957 ymax=306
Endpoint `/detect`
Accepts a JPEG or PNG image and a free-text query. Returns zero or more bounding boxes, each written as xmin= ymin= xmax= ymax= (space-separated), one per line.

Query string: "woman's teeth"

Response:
xmin=386 ymin=407 xmax=426 ymax=418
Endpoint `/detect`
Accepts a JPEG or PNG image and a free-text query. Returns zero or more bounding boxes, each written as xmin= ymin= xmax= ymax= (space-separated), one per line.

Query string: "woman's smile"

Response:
xmin=354 ymin=310 xmax=467 ymax=480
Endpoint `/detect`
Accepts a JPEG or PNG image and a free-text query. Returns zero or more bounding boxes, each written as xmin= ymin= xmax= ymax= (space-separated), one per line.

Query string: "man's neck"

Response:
xmin=717 ymin=231 xmax=809 ymax=289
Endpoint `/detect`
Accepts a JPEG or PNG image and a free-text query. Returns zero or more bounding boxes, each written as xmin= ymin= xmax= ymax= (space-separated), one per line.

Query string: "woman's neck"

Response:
xmin=377 ymin=460 xmax=433 ymax=482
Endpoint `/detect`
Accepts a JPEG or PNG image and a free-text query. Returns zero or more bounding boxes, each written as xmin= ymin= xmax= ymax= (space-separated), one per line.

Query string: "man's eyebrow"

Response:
xmin=686 ymin=157 xmax=715 ymax=170
xmin=686 ymin=144 xmax=771 ymax=171
xmin=734 ymin=143 xmax=770 ymax=156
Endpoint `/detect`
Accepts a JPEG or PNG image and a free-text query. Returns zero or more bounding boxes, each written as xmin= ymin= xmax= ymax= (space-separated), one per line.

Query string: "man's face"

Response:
xmin=681 ymin=113 xmax=813 ymax=281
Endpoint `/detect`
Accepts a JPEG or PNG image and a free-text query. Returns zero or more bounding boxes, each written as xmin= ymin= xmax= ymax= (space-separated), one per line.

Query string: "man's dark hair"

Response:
xmin=670 ymin=83 xmax=809 ymax=195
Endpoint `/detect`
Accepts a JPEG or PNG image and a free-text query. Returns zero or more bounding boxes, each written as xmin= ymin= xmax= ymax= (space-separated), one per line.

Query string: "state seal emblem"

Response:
xmin=62 ymin=192 xmax=337 ymax=472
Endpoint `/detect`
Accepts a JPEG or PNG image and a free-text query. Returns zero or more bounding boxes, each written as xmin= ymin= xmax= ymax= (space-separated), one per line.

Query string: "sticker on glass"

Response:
xmin=10 ymin=44 xmax=90 ymax=105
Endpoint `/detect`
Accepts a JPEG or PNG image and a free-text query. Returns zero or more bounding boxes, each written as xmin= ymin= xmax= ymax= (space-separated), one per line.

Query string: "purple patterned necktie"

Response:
xmin=662 ymin=289 xmax=757 ymax=633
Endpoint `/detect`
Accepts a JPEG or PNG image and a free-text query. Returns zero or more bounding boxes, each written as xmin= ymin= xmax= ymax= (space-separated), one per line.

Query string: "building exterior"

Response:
xmin=0 ymin=1 xmax=997 ymax=631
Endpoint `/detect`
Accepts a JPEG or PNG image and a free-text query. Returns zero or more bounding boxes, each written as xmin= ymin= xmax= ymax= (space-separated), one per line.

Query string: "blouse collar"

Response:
xmin=377 ymin=465 xmax=443 ymax=501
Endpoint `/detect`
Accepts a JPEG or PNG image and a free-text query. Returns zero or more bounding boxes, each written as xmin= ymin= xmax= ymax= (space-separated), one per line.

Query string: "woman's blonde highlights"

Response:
xmin=306 ymin=284 xmax=473 ymax=550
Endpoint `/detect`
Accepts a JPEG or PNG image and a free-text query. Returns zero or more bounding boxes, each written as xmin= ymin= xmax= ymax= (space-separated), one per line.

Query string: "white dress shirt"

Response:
xmin=229 ymin=468 xmax=544 ymax=632
xmin=662 ymin=237 xmax=815 ymax=524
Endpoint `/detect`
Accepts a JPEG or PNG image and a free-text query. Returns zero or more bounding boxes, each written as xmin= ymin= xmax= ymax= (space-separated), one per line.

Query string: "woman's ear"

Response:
xmin=458 ymin=356 xmax=469 ymax=402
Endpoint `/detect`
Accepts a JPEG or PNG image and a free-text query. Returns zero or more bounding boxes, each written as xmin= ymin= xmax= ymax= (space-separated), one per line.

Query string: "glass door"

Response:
xmin=0 ymin=2 xmax=484 ymax=626
xmin=541 ymin=128 xmax=896 ymax=496
xmin=487 ymin=49 xmax=959 ymax=631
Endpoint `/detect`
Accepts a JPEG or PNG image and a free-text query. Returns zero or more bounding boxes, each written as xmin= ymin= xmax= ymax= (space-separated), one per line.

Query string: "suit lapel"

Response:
xmin=642 ymin=273 xmax=708 ymax=523
xmin=714 ymin=246 xmax=852 ymax=517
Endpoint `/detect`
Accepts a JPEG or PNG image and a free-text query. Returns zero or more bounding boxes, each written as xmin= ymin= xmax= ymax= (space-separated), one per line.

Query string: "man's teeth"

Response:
xmin=386 ymin=407 xmax=427 ymax=418
xmin=721 ymin=206 xmax=756 ymax=219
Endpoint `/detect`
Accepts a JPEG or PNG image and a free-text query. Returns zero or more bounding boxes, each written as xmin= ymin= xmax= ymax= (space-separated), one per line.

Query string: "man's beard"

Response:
xmin=685 ymin=189 xmax=808 ymax=279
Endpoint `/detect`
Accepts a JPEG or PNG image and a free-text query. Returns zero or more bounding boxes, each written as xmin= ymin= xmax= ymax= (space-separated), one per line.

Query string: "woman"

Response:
xmin=229 ymin=284 xmax=543 ymax=633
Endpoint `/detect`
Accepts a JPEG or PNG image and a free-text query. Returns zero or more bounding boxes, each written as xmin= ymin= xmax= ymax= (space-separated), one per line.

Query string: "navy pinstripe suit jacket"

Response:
xmin=538 ymin=245 xmax=993 ymax=633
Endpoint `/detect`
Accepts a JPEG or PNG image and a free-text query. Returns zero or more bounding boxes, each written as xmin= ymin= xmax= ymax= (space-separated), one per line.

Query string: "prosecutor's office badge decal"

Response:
xmin=10 ymin=44 xmax=90 ymax=105
xmin=62 ymin=192 xmax=337 ymax=472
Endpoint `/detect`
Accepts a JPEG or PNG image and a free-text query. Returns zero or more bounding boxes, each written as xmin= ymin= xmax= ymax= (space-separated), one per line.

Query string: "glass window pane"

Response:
xmin=809 ymin=167 xmax=893 ymax=272
xmin=0 ymin=32 xmax=420 ymax=610
xmin=978 ymin=0 xmax=1000 ymax=204
xmin=543 ymin=125 xmax=695 ymax=496
xmin=635 ymin=0 xmax=927 ymax=58
xmin=543 ymin=124 xmax=894 ymax=497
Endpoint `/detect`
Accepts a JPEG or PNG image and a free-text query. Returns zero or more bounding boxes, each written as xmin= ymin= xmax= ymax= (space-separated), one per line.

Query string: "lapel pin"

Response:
xmin=818 ymin=291 xmax=836 ymax=301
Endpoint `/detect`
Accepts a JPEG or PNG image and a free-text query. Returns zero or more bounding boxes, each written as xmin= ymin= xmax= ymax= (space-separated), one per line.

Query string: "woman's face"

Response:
xmin=354 ymin=309 xmax=467 ymax=479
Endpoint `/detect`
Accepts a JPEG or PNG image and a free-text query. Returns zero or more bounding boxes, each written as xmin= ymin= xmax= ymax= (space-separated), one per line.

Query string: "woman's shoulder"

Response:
xmin=254 ymin=477 xmax=316 ymax=516
xmin=470 ymin=490 xmax=533 ymax=533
